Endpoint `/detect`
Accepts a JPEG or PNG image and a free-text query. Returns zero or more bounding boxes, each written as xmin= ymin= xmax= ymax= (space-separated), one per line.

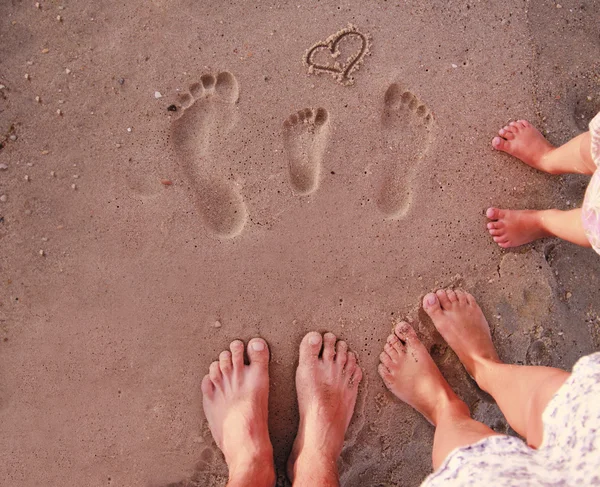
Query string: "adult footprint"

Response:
xmin=378 ymin=83 xmax=433 ymax=218
xmin=172 ymin=72 xmax=247 ymax=238
xmin=283 ymin=107 xmax=330 ymax=195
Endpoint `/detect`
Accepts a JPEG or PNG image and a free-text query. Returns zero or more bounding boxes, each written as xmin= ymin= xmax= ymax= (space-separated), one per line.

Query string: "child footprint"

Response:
xmin=377 ymin=83 xmax=434 ymax=218
xmin=283 ymin=107 xmax=330 ymax=195
xmin=172 ymin=72 xmax=247 ymax=238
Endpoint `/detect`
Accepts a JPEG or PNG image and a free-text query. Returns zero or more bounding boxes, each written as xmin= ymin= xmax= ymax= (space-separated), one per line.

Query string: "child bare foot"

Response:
xmin=422 ymin=290 xmax=501 ymax=382
xmin=201 ymin=338 xmax=275 ymax=487
xmin=492 ymin=120 xmax=555 ymax=172
xmin=486 ymin=207 xmax=550 ymax=248
xmin=287 ymin=332 xmax=363 ymax=485
xmin=378 ymin=322 xmax=465 ymax=425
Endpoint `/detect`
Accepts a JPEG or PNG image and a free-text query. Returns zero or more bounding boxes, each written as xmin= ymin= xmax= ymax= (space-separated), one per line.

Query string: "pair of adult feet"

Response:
xmin=487 ymin=120 xmax=557 ymax=248
xmin=201 ymin=289 xmax=499 ymax=486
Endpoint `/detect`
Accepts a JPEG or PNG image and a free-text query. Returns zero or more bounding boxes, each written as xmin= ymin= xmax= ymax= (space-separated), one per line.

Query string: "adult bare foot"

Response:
xmin=287 ymin=332 xmax=363 ymax=486
xmin=422 ymin=290 xmax=501 ymax=383
xmin=486 ymin=207 xmax=551 ymax=248
xmin=378 ymin=322 xmax=467 ymax=425
xmin=201 ymin=338 xmax=275 ymax=487
xmin=492 ymin=120 xmax=555 ymax=172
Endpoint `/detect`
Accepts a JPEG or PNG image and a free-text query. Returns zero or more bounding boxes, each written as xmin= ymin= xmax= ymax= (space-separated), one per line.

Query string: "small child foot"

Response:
xmin=422 ymin=290 xmax=501 ymax=381
xmin=486 ymin=207 xmax=550 ymax=248
xmin=287 ymin=332 xmax=363 ymax=483
xmin=201 ymin=338 xmax=275 ymax=487
xmin=378 ymin=321 xmax=464 ymax=425
xmin=492 ymin=120 xmax=555 ymax=172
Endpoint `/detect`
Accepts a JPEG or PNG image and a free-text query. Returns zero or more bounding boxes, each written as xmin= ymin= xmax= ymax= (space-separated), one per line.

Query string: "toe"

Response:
xmin=201 ymin=375 xmax=214 ymax=397
xmin=322 ymin=332 xmax=337 ymax=362
xmin=209 ymin=361 xmax=222 ymax=384
xmin=215 ymin=71 xmax=239 ymax=103
xmin=350 ymin=367 xmax=363 ymax=387
xmin=446 ymin=289 xmax=458 ymax=303
xmin=314 ymin=107 xmax=328 ymax=126
xmin=378 ymin=363 xmax=392 ymax=381
xmin=492 ymin=136 xmax=507 ymax=150
xmin=379 ymin=351 xmax=393 ymax=368
xmin=336 ymin=340 xmax=348 ymax=366
xmin=299 ymin=332 xmax=322 ymax=364
xmin=200 ymin=73 xmax=216 ymax=90
xmin=493 ymin=236 xmax=509 ymax=244
xmin=455 ymin=289 xmax=469 ymax=305
xmin=464 ymin=291 xmax=476 ymax=306
xmin=394 ymin=322 xmax=419 ymax=346
xmin=509 ymin=121 xmax=522 ymax=131
xmin=189 ymin=82 xmax=203 ymax=98
xmin=387 ymin=332 xmax=406 ymax=354
xmin=498 ymin=241 xmax=512 ymax=249
xmin=423 ymin=292 xmax=443 ymax=318
xmin=486 ymin=207 xmax=505 ymax=220
xmin=230 ymin=340 xmax=245 ymax=370
xmin=219 ymin=350 xmax=233 ymax=375
xmin=487 ymin=221 xmax=505 ymax=230
xmin=344 ymin=351 xmax=357 ymax=375
xmin=519 ymin=119 xmax=530 ymax=127
xmin=247 ymin=338 xmax=270 ymax=368
xmin=436 ymin=289 xmax=452 ymax=309
xmin=488 ymin=228 xmax=504 ymax=236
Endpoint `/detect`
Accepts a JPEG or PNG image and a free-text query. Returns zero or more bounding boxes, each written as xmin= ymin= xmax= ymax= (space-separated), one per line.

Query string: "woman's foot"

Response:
xmin=378 ymin=322 xmax=465 ymax=425
xmin=422 ymin=290 xmax=501 ymax=382
xmin=201 ymin=338 xmax=275 ymax=487
xmin=486 ymin=207 xmax=551 ymax=248
xmin=287 ymin=332 xmax=363 ymax=485
xmin=492 ymin=120 xmax=555 ymax=172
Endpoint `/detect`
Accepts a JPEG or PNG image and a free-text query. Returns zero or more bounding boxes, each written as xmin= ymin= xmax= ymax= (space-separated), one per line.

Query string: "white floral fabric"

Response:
xmin=583 ymin=112 xmax=600 ymax=254
xmin=421 ymin=352 xmax=600 ymax=487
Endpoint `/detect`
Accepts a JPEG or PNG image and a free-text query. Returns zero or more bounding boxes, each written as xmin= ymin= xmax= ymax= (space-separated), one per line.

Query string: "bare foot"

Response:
xmin=486 ymin=207 xmax=550 ymax=248
xmin=422 ymin=289 xmax=501 ymax=382
xmin=378 ymin=322 xmax=466 ymax=425
xmin=492 ymin=120 xmax=555 ymax=172
xmin=201 ymin=338 xmax=275 ymax=487
xmin=287 ymin=332 xmax=363 ymax=485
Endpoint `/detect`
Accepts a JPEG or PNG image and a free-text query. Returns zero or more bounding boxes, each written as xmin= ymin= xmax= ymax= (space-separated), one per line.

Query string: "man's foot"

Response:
xmin=486 ymin=207 xmax=551 ymax=248
xmin=201 ymin=338 xmax=275 ymax=487
xmin=378 ymin=322 xmax=466 ymax=425
xmin=287 ymin=332 xmax=363 ymax=485
xmin=422 ymin=290 xmax=501 ymax=382
xmin=492 ymin=120 xmax=555 ymax=172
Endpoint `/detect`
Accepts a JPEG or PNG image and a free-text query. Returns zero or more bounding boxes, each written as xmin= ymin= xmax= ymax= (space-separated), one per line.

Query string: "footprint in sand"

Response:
xmin=377 ymin=83 xmax=433 ymax=218
xmin=283 ymin=107 xmax=330 ymax=195
xmin=172 ymin=72 xmax=247 ymax=238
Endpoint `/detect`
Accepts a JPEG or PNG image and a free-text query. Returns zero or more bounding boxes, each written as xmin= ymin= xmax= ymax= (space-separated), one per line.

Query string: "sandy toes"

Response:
xmin=491 ymin=119 xmax=554 ymax=172
xmin=287 ymin=332 xmax=363 ymax=483
xmin=378 ymin=322 xmax=457 ymax=425
xmin=201 ymin=338 xmax=275 ymax=486
xmin=485 ymin=207 xmax=549 ymax=248
xmin=422 ymin=289 xmax=500 ymax=381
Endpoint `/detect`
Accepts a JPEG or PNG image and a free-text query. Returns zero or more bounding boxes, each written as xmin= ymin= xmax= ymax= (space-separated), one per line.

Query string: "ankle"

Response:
xmin=471 ymin=356 xmax=504 ymax=393
xmin=291 ymin=450 xmax=339 ymax=484
xmin=430 ymin=391 xmax=470 ymax=426
xmin=538 ymin=147 xmax=558 ymax=174
xmin=228 ymin=453 xmax=275 ymax=487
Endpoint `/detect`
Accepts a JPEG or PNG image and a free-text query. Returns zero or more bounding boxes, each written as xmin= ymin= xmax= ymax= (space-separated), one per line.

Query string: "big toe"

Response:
xmin=423 ymin=293 xmax=443 ymax=318
xmin=486 ymin=207 xmax=504 ymax=220
xmin=492 ymin=136 xmax=507 ymax=151
xmin=394 ymin=321 xmax=419 ymax=345
xmin=247 ymin=338 xmax=270 ymax=368
xmin=299 ymin=331 xmax=323 ymax=363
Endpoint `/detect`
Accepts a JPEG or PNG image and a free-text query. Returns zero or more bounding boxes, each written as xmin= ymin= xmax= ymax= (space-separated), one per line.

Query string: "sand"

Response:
xmin=1 ymin=0 xmax=599 ymax=486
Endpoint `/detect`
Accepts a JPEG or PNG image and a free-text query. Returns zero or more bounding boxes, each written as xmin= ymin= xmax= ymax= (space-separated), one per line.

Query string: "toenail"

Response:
xmin=251 ymin=341 xmax=265 ymax=351
xmin=309 ymin=334 xmax=320 ymax=345
xmin=427 ymin=294 xmax=437 ymax=305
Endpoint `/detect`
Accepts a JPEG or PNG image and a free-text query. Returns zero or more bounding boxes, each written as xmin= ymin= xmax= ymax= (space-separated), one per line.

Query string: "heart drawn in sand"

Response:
xmin=304 ymin=25 xmax=371 ymax=85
